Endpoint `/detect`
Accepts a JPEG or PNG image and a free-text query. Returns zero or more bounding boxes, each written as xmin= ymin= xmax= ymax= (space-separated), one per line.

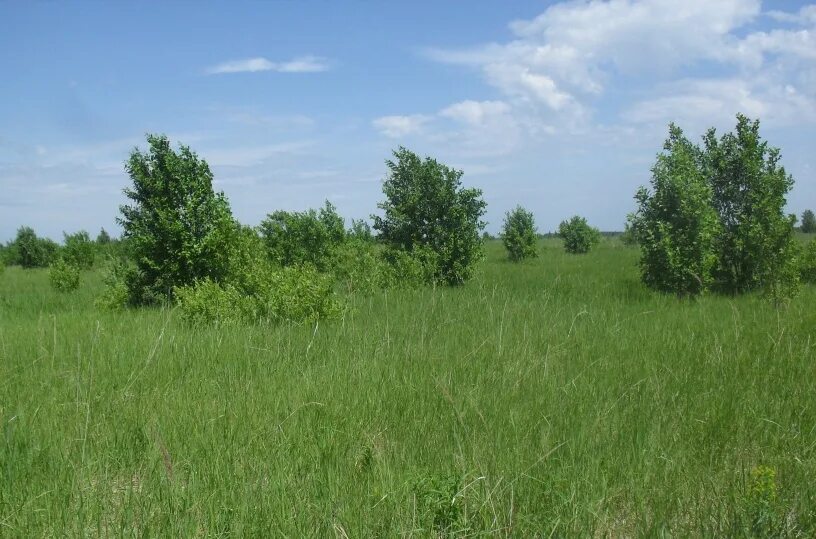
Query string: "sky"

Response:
xmin=1 ymin=0 xmax=815 ymax=241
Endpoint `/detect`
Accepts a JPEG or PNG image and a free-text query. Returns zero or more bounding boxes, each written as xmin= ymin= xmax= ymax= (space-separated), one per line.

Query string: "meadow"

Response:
xmin=1 ymin=237 xmax=814 ymax=536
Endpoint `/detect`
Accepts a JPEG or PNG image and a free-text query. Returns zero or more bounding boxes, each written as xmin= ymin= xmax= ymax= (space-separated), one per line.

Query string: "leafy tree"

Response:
xmin=620 ymin=213 xmax=639 ymax=246
xmin=501 ymin=205 xmax=538 ymax=262
xmin=558 ymin=215 xmax=601 ymax=254
xmin=259 ymin=200 xmax=346 ymax=271
xmin=118 ymin=134 xmax=238 ymax=304
xmin=372 ymin=147 xmax=487 ymax=285
xmin=348 ymin=219 xmax=373 ymax=242
xmin=801 ymin=210 xmax=816 ymax=233
xmin=632 ymin=125 xmax=720 ymax=295
xmin=97 ymin=228 xmax=112 ymax=244
xmin=704 ymin=114 xmax=798 ymax=296
xmin=63 ymin=230 xmax=95 ymax=269
xmin=10 ymin=227 xmax=58 ymax=268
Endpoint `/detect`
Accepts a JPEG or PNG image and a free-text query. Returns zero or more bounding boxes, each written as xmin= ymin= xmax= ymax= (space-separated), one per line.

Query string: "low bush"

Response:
xmin=558 ymin=215 xmax=601 ymax=254
xmin=96 ymin=257 xmax=139 ymax=310
xmin=801 ymin=239 xmax=816 ymax=284
xmin=175 ymin=264 xmax=342 ymax=326
xmin=49 ymin=258 xmax=80 ymax=292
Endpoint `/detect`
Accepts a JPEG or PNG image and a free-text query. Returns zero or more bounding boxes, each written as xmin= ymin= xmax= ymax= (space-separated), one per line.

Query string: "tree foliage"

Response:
xmin=259 ymin=201 xmax=346 ymax=271
xmin=558 ymin=215 xmax=601 ymax=254
xmin=8 ymin=227 xmax=58 ymax=268
xmin=372 ymin=147 xmax=487 ymax=285
xmin=96 ymin=228 xmax=112 ymax=244
xmin=704 ymin=115 xmax=798 ymax=296
xmin=501 ymin=206 xmax=538 ymax=262
xmin=633 ymin=125 xmax=720 ymax=295
xmin=801 ymin=210 xmax=816 ymax=233
xmin=117 ymin=134 xmax=238 ymax=305
xmin=63 ymin=230 xmax=95 ymax=269
xmin=632 ymin=115 xmax=799 ymax=298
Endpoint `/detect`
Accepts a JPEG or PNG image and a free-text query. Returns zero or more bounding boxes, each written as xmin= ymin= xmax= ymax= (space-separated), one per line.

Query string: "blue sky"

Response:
xmin=1 ymin=0 xmax=815 ymax=241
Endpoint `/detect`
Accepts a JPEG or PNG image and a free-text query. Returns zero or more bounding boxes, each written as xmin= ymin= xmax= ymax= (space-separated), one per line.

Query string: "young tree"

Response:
xmin=259 ymin=200 xmax=346 ymax=271
xmin=348 ymin=219 xmax=373 ymax=242
xmin=501 ymin=205 xmax=538 ymax=262
xmin=10 ymin=227 xmax=58 ymax=268
xmin=63 ymin=230 xmax=95 ymax=269
xmin=372 ymin=147 xmax=487 ymax=285
xmin=801 ymin=209 xmax=816 ymax=233
xmin=118 ymin=134 xmax=238 ymax=304
xmin=704 ymin=114 xmax=798 ymax=295
xmin=558 ymin=215 xmax=601 ymax=254
xmin=97 ymin=228 xmax=112 ymax=244
xmin=632 ymin=125 xmax=720 ymax=295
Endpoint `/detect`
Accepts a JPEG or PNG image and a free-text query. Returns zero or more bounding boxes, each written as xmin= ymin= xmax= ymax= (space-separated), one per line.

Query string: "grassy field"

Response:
xmin=1 ymin=238 xmax=814 ymax=536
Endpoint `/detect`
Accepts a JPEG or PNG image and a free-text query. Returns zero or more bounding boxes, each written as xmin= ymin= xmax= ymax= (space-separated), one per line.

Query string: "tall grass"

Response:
xmin=1 ymin=239 xmax=814 ymax=536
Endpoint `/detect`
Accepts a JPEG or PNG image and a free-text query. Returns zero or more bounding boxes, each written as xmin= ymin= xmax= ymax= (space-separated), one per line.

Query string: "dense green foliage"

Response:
xmin=96 ymin=228 xmax=112 ymax=244
xmin=1 ymin=240 xmax=815 ymax=535
xmin=801 ymin=209 xmax=816 ymax=233
xmin=63 ymin=230 xmax=95 ymax=269
xmin=118 ymin=134 xmax=239 ymax=305
xmin=801 ymin=239 xmax=816 ymax=283
xmin=558 ymin=215 xmax=601 ymax=254
xmin=49 ymin=258 xmax=80 ymax=292
xmin=705 ymin=115 xmax=798 ymax=297
xmin=634 ymin=125 xmax=720 ymax=295
xmin=634 ymin=115 xmax=799 ymax=299
xmin=6 ymin=226 xmax=59 ymax=268
xmin=501 ymin=205 xmax=538 ymax=262
xmin=372 ymin=147 xmax=487 ymax=285
xmin=259 ymin=201 xmax=346 ymax=271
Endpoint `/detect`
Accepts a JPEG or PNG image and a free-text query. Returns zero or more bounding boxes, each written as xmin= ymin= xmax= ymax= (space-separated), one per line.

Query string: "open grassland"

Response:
xmin=1 ymin=238 xmax=815 ymax=536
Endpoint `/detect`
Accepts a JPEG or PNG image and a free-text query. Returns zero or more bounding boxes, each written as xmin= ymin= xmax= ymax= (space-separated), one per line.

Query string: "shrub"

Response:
xmin=63 ymin=230 xmax=95 ymax=269
xmin=175 ymin=265 xmax=341 ymax=326
xmin=501 ymin=206 xmax=538 ymax=262
xmin=117 ymin=134 xmax=239 ymax=305
xmin=558 ymin=216 xmax=601 ymax=254
xmin=372 ymin=147 xmax=487 ymax=286
xmin=801 ymin=239 xmax=816 ymax=284
xmin=620 ymin=213 xmax=639 ymax=246
xmin=705 ymin=115 xmax=798 ymax=296
xmin=632 ymin=125 xmax=720 ymax=295
xmin=49 ymin=258 xmax=80 ymax=292
xmin=96 ymin=257 xmax=138 ymax=310
xmin=332 ymin=240 xmax=388 ymax=294
xmin=348 ymin=219 xmax=373 ymax=242
xmin=801 ymin=209 xmax=816 ymax=233
xmin=10 ymin=227 xmax=58 ymax=268
xmin=259 ymin=201 xmax=346 ymax=271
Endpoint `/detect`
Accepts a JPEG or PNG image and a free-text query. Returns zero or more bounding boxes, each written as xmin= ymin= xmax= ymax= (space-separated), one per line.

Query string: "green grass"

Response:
xmin=1 ymin=239 xmax=814 ymax=536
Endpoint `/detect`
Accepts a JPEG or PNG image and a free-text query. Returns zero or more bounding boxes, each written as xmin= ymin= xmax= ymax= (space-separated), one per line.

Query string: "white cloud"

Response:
xmin=439 ymin=100 xmax=510 ymax=125
xmin=371 ymin=115 xmax=430 ymax=137
xmin=206 ymin=55 xmax=330 ymax=75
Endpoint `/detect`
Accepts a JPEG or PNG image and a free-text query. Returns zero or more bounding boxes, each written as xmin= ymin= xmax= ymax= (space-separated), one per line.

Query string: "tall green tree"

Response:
xmin=801 ymin=209 xmax=816 ymax=233
xmin=633 ymin=125 xmax=720 ymax=295
xmin=501 ymin=206 xmax=538 ymax=262
xmin=118 ymin=134 xmax=238 ymax=304
xmin=372 ymin=147 xmax=487 ymax=285
xmin=704 ymin=114 xmax=798 ymax=295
